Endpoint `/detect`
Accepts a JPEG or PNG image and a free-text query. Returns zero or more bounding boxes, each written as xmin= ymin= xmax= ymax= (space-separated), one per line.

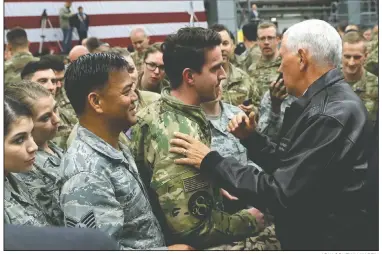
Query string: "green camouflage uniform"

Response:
xmin=60 ymin=125 xmax=167 ymax=250
xmin=207 ymin=224 xmax=280 ymax=250
xmin=131 ymin=51 xmax=145 ymax=74
xmin=241 ymin=44 xmax=262 ymax=72
xmin=248 ymin=56 xmax=282 ymax=98
xmin=51 ymin=107 xmax=76 ymax=151
xmin=230 ymin=54 xmax=244 ymax=70
xmin=221 ymin=63 xmax=261 ymax=110
xmin=129 ymin=88 xmax=263 ymax=249
xmin=16 ymin=141 xmax=64 ymax=226
xmin=137 ymin=72 xmax=170 ymax=94
xmin=55 ymin=86 xmax=78 ymax=126
xmin=365 ymin=37 xmax=379 ymax=76
xmin=4 ymin=52 xmax=39 ymax=86
xmin=136 ymin=89 xmax=161 ymax=111
xmin=5 ymin=173 xmax=53 ymax=226
xmin=348 ymin=69 xmax=378 ymax=122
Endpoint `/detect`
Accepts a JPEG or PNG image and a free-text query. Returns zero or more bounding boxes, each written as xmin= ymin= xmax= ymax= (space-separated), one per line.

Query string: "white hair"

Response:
xmin=284 ymin=19 xmax=342 ymax=67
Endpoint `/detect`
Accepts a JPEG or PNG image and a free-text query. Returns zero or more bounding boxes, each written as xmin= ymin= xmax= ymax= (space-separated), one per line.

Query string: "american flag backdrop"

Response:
xmin=4 ymin=0 xmax=208 ymax=53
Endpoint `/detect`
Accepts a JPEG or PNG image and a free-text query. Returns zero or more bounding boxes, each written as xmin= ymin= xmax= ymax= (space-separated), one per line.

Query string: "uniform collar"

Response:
xmin=77 ymin=125 xmax=125 ymax=162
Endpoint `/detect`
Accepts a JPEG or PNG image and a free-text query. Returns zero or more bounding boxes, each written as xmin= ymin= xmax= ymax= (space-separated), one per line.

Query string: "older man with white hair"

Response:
xmin=168 ymin=20 xmax=372 ymax=250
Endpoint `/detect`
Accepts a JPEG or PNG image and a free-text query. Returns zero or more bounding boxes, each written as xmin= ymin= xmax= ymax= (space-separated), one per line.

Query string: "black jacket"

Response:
xmin=201 ymin=68 xmax=371 ymax=250
xmin=71 ymin=13 xmax=89 ymax=31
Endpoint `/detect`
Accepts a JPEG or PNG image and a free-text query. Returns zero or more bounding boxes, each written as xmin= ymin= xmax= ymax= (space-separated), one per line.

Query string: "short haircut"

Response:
xmin=257 ymin=22 xmax=277 ymax=35
xmin=345 ymin=24 xmax=359 ymax=32
xmin=6 ymin=27 xmax=28 ymax=48
xmin=162 ymin=27 xmax=221 ymax=89
xmin=4 ymin=95 xmax=33 ymax=137
xmin=5 ymin=80 xmax=51 ymax=116
xmin=21 ymin=60 xmax=53 ymax=80
xmin=64 ymin=53 xmax=130 ymax=116
xmin=40 ymin=55 xmax=65 ymax=72
xmin=342 ymin=31 xmax=367 ymax=52
xmin=78 ymin=6 xmax=83 ymax=10
xmin=85 ymin=37 xmax=102 ymax=53
xmin=242 ymin=22 xmax=258 ymax=41
xmin=143 ymin=44 xmax=163 ymax=61
xmin=107 ymin=47 xmax=131 ymax=57
xmin=210 ymin=24 xmax=235 ymax=43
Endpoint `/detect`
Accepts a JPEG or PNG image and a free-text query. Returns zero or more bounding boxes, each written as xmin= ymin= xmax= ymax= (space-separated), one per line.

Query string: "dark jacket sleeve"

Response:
xmin=240 ymin=131 xmax=279 ymax=173
xmin=85 ymin=14 xmax=90 ymax=28
xmin=201 ymin=115 xmax=347 ymax=214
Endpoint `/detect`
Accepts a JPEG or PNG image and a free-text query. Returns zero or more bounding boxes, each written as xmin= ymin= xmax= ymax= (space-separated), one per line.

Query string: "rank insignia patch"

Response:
xmin=65 ymin=210 xmax=97 ymax=229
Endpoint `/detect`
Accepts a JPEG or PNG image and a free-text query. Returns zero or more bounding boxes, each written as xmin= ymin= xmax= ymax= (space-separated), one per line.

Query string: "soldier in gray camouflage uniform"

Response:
xmin=60 ymin=53 xmax=193 ymax=250
xmin=5 ymin=81 xmax=65 ymax=226
xmin=5 ymin=27 xmax=39 ymax=87
xmin=257 ymin=81 xmax=297 ymax=141
xmin=4 ymin=96 xmax=53 ymax=226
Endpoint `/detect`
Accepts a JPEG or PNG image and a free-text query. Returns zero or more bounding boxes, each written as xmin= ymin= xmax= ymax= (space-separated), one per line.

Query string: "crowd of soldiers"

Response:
xmin=3 ymin=18 xmax=378 ymax=250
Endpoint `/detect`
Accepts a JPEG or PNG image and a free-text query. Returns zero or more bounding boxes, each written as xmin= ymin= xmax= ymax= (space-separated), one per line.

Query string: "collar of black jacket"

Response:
xmin=294 ymin=68 xmax=344 ymax=109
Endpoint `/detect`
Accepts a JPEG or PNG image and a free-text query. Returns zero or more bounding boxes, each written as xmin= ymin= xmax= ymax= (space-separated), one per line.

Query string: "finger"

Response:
xmin=280 ymin=93 xmax=288 ymax=100
xmin=169 ymin=147 xmax=187 ymax=156
xmin=235 ymin=114 xmax=245 ymax=128
xmin=269 ymin=81 xmax=276 ymax=89
xmin=248 ymin=111 xmax=256 ymax=126
xmin=173 ymin=132 xmax=193 ymax=143
xmin=170 ymin=138 xmax=191 ymax=149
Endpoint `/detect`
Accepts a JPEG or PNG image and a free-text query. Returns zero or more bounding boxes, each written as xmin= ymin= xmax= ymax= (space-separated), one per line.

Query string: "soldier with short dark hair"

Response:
xmin=130 ymin=27 xmax=265 ymax=250
xmin=60 ymin=53 xmax=193 ymax=251
xmin=5 ymin=27 xmax=39 ymax=86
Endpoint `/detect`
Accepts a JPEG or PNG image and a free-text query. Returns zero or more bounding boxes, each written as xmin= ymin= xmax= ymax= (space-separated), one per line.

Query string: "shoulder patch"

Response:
xmin=65 ymin=210 xmax=97 ymax=229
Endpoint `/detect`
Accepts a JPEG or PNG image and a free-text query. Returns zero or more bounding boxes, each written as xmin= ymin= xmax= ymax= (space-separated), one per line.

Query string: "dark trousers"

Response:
xmin=78 ymin=30 xmax=88 ymax=45
xmin=62 ymin=28 xmax=73 ymax=54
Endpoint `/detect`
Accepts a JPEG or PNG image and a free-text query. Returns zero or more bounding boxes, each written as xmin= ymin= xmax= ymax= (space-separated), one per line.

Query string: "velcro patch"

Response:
xmin=182 ymin=174 xmax=209 ymax=193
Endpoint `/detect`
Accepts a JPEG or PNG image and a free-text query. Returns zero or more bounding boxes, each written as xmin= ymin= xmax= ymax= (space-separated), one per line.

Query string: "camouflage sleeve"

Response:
xmin=130 ymin=121 xmax=262 ymax=248
xmin=246 ymin=77 xmax=261 ymax=110
xmin=60 ymin=172 xmax=130 ymax=250
xmin=364 ymin=76 xmax=379 ymax=121
xmin=59 ymin=8 xmax=72 ymax=19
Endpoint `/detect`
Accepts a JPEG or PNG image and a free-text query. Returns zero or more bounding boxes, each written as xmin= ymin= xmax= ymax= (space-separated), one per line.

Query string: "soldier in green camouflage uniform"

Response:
xmin=348 ymin=70 xmax=378 ymax=121
xmin=210 ymin=24 xmax=261 ymax=114
xmin=248 ymin=22 xmax=282 ymax=98
xmin=130 ymin=28 xmax=150 ymax=74
xmin=5 ymin=52 xmax=39 ymax=86
xmin=130 ymin=88 xmax=264 ymax=249
xmin=242 ymin=45 xmax=262 ymax=72
xmin=137 ymin=45 xmax=170 ymax=94
xmin=130 ymin=28 xmax=266 ymax=249
xmin=342 ymin=32 xmax=379 ymax=123
xmin=5 ymin=27 xmax=39 ymax=86
xmin=365 ymin=34 xmax=378 ymax=76
xmin=248 ymin=56 xmax=281 ymax=97
xmin=221 ymin=63 xmax=261 ymax=111
xmin=241 ymin=22 xmax=262 ymax=72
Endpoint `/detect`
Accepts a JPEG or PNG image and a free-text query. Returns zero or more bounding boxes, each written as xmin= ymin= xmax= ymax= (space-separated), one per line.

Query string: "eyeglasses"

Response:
xmin=258 ymin=36 xmax=276 ymax=43
xmin=145 ymin=62 xmax=165 ymax=72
